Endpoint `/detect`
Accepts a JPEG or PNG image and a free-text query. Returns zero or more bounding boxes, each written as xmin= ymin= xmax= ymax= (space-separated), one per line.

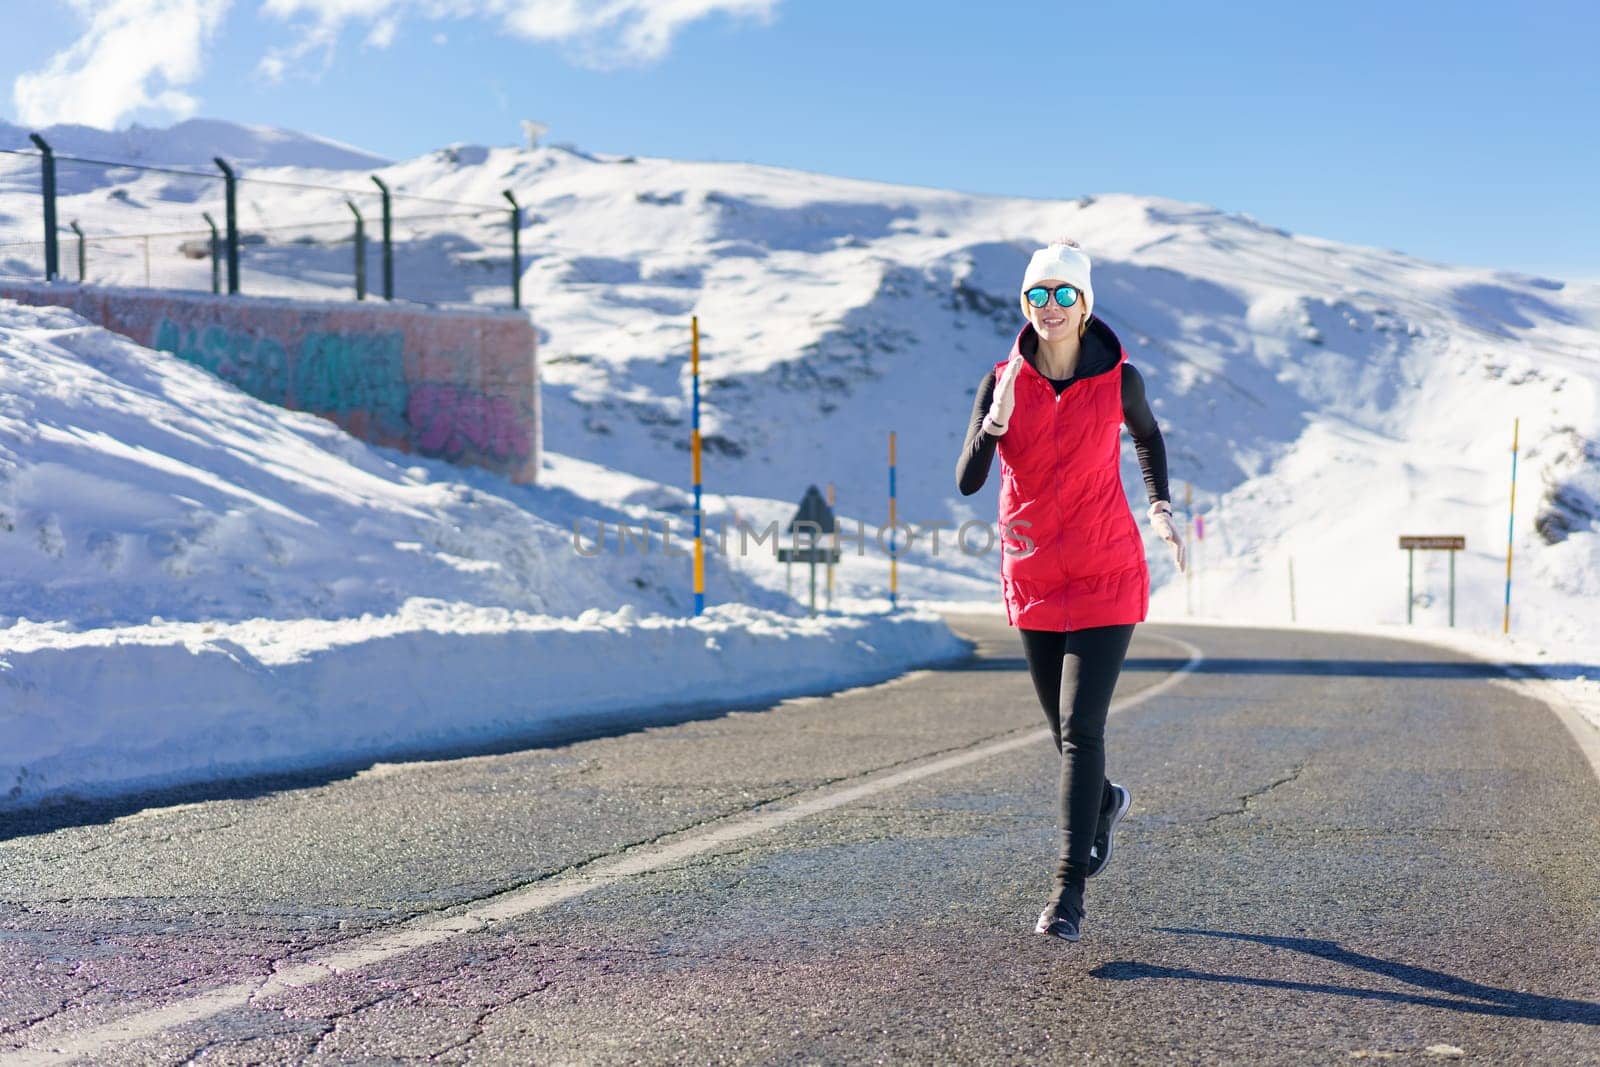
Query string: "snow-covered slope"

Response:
xmin=0 ymin=299 xmax=967 ymax=807
xmin=0 ymin=299 xmax=799 ymax=628
xmin=1 ymin=120 xmax=1597 ymax=653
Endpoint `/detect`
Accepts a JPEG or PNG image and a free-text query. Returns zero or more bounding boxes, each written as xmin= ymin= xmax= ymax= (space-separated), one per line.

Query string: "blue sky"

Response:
xmin=3 ymin=1 xmax=1596 ymax=280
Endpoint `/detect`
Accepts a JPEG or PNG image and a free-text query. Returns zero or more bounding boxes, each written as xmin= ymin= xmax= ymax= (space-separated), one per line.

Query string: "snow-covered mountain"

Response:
xmin=1 ymin=119 xmax=1597 ymax=651
xmin=0 ymin=117 xmax=389 ymax=171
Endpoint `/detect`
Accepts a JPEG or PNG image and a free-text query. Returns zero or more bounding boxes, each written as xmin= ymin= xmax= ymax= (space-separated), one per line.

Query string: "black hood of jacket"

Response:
xmin=1016 ymin=315 xmax=1122 ymax=379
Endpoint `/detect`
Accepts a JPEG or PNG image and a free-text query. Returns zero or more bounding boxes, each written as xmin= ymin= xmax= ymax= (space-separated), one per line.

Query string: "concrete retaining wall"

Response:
xmin=0 ymin=282 xmax=540 ymax=484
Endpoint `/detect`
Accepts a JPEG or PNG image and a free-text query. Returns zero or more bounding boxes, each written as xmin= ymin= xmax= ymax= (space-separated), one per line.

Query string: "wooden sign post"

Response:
xmin=1398 ymin=535 xmax=1466 ymax=626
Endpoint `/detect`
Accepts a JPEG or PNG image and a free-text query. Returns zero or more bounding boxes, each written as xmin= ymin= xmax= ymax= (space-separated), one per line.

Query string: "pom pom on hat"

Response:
xmin=1021 ymin=239 xmax=1093 ymax=319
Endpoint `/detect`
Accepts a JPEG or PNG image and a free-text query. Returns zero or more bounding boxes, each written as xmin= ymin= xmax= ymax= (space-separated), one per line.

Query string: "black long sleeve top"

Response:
xmin=955 ymin=325 xmax=1171 ymax=504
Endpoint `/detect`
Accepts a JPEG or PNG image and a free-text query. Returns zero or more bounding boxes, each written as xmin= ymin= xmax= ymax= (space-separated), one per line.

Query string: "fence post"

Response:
xmin=346 ymin=199 xmax=366 ymax=301
xmin=202 ymin=211 xmax=220 ymax=294
xmin=69 ymin=220 xmax=84 ymax=281
xmin=28 ymin=133 xmax=58 ymax=281
xmin=370 ymin=175 xmax=393 ymax=300
xmin=213 ymin=157 xmax=239 ymax=294
xmin=502 ymin=189 xmax=521 ymax=310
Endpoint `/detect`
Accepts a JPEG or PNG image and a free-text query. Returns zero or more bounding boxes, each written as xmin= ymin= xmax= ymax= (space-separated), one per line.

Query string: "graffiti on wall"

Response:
xmin=407 ymin=383 xmax=533 ymax=461
xmin=294 ymin=330 xmax=410 ymax=428
xmin=154 ymin=319 xmax=290 ymax=405
xmin=157 ymin=319 xmax=412 ymax=428
xmin=1 ymin=283 xmax=539 ymax=484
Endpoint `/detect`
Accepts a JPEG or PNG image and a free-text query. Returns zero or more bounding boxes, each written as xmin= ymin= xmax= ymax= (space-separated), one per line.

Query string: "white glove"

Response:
xmin=982 ymin=356 xmax=1025 ymax=436
xmin=1148 ymin=500 xmax=1186 ymax=573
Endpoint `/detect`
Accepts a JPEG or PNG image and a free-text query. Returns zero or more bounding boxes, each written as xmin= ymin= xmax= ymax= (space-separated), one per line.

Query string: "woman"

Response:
xmin=954 ymin=238 xmax=1185 ymax=943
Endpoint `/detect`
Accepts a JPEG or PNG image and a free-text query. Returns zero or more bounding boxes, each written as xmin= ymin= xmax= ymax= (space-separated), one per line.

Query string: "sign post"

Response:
xmin=778 ymin=486 xmax=841 ymax=616
xmin=1398 ymin=535 xmax=1466 ymax=625
xmin=826 ymin=483 xmax=837 ymax=611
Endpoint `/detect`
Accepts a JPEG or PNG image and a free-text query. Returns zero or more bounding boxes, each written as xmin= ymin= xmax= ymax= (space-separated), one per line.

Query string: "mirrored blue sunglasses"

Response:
xmin=1024 ymin=285 xmax=1080 ymax=309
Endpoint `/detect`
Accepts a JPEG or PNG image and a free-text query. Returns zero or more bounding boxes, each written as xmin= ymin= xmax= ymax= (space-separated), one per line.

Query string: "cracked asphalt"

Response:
xmin=2 ymin=614 xmax=1598 ymax=1065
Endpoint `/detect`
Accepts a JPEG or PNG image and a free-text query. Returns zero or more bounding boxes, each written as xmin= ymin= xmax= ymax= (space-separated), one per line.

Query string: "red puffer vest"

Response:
xmin=994 ymin=317 xmax=1149 ymax=631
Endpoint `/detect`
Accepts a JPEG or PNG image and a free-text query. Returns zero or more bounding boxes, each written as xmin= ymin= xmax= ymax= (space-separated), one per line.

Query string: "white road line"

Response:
xmin=1 ymin=631 xmax=1205 ymax=1067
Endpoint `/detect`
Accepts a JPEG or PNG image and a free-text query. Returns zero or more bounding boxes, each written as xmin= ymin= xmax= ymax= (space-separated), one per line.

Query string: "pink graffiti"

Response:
xmin=407 ymin=383 xmax=533 ymax=461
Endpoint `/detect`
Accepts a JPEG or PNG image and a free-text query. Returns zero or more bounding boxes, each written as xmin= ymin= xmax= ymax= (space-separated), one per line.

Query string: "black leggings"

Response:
xmin=1019 ymin=623 xmax=1136 ymax=888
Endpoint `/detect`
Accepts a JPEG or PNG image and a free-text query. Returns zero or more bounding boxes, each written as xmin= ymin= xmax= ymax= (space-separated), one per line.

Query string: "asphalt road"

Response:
xmin=2 ymin=614 xmax=1598 ymax=1065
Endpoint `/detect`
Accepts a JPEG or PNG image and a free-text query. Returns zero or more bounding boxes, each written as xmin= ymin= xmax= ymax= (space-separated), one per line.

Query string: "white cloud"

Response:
xmin=256 ymin=0 xmax=398 ymax=80
xmin=13 ymin=0 xmax=232 ymax=128
xmin=13 ymin=0 xmax=778 ymax=128
xmin=501 ymin=0 xmax=777 ymax=67
xmin=260 ymin=0 xmax=778 ymax=75
xmin=365 ymin=14 xmax=400 ymax=47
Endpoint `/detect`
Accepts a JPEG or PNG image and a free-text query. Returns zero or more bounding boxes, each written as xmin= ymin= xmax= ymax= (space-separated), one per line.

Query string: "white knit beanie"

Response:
xmin=1021 ymin=240 xmax=1094 ymax=319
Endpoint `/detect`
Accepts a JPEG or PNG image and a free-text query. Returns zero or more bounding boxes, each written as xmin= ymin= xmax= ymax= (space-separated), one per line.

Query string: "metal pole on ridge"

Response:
xmin=346 ymin=200 xmax=366 ymax=301
xmin=502 ymin=189 xmax=521 ymax=310
xmin=371 ymin=175 xmax=394 ymax=301
xmin=68 ymin=220 xmax=84 ymax=281
xmin=202 ymin=212 xmax=220 ymax=294
xmin=28 ymin=134 xmax=58 ymax=281
xmin=213 ymin=157 xmax=239 ymax=294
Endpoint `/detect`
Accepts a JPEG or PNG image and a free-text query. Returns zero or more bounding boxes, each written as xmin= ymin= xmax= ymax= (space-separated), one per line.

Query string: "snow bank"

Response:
xmin=1 ymin=599 xmax=965 ymax=809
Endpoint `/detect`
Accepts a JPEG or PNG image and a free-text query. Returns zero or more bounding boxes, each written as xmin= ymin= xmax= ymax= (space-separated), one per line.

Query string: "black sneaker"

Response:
xmin=1087 ymin=782 xmax=1132 ymax=879
xmin=1034 ymin=886 xmax=1085 ymax=942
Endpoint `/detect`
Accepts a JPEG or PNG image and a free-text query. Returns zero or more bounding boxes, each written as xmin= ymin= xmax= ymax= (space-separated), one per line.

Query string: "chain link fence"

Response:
xmin=0 ymin=140 xmax=524 ymax=308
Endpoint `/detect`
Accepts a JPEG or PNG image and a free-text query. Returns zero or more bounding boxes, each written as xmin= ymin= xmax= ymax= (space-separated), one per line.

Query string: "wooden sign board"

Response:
xmin=778 ymin=546 xmax=842 ymax=564
xmin=1399 ymin=536 xmax=1465 ymax=550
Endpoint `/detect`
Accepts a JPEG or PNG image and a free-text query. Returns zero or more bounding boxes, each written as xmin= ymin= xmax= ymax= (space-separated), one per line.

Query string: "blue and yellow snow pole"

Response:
xmin=691 ymin=317 xmax=705 ymax=616
xmin=1503 ymin=416 xmax=1518 ymax=634
xmin=888 ymin=430 xmax=898 ymax=611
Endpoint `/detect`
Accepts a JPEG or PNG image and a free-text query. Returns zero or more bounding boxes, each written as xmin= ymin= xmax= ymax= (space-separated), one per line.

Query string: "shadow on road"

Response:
xmin=1091 ymin=928 xmax=1600 ymax=1024
xmin=948 ymin=656 xmax=1596 ymax=681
